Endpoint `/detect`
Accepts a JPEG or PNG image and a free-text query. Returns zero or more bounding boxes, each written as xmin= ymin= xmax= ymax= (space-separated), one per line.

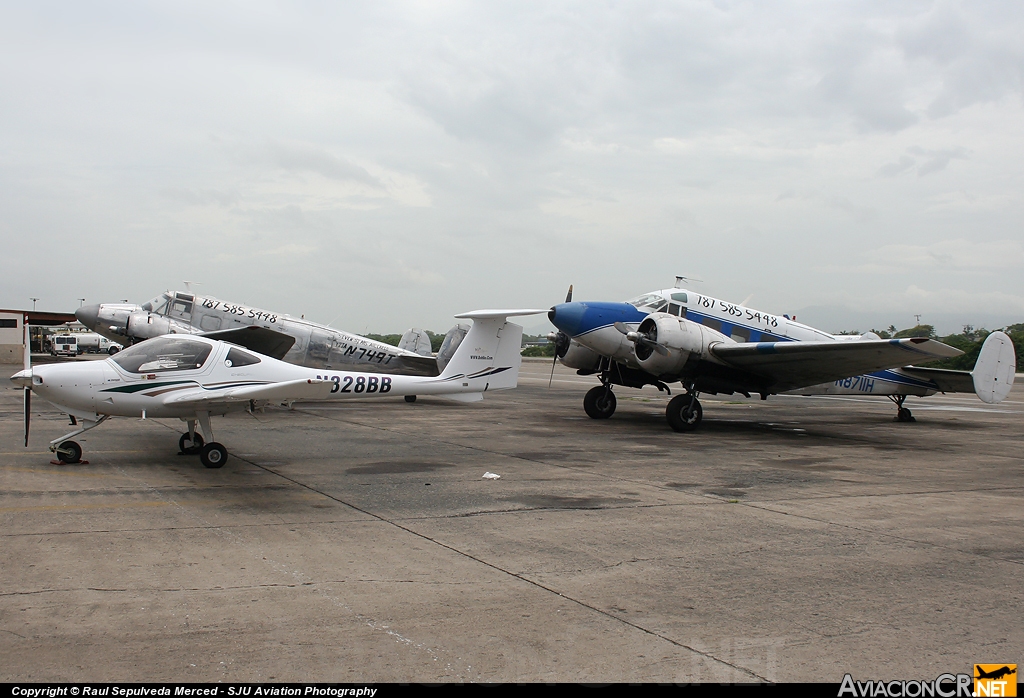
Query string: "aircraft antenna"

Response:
xmin=674 ymin=275 xmax=704 ymax=288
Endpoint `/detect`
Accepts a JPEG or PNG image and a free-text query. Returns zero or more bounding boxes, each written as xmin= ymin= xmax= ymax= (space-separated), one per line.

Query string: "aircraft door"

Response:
xmin=305 ymin=328 xmax=332 ymax=367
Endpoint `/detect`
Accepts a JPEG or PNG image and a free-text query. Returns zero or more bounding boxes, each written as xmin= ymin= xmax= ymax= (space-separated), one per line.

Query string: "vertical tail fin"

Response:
xmin=439 ymin=309 xmax=546 ymax=391
xmin=972 ymin=330 xmax=1016 ymax=404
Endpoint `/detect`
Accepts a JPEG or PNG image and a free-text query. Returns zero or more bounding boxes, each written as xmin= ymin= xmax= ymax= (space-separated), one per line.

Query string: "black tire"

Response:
xmin=108 ymin=346 xmax=119 ymax=355
xmin=896 ymin=408 xmax=915 ymax=423
xmin=200 ymin=443 xmax=228 ymax=469
xmin=583 ymin=386 xmax=617 ymax=419
xmin=56 ymin=440 xmax=83 ymax=464
xmin=179 ymin=432 xmax=205 ymax=455
xmin=666 ymin=394 xmax=703 ymax=432
xmin=405 ymin=395 xmax=417 ymax=403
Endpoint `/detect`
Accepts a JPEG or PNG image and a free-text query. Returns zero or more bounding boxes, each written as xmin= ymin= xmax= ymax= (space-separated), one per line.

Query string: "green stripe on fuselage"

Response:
xmin=101 ymin=380 xmax=194 ymax=394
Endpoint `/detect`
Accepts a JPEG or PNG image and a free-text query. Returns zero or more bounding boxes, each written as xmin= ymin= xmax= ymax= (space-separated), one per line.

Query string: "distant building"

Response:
xmin=0 ymin=311 xmax=24 ymax=362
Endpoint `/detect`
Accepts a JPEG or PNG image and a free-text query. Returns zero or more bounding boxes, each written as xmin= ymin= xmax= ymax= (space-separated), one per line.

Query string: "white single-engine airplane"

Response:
xmin=12 ymin=309 xmax=543 ymax=468
xmin=76 ymin=290 xmax=467 ymax=377
xmin=546 ymin=284 xmax=1016 ymax=431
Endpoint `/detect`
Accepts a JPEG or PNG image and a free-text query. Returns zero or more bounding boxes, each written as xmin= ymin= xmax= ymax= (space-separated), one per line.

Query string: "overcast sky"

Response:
xmin=1 ymin=1 xmax=1022 ymax=335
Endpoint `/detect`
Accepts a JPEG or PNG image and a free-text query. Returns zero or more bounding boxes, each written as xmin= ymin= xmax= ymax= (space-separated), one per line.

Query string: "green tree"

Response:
xmin=893 ymin=324 xmax=936 ymax=339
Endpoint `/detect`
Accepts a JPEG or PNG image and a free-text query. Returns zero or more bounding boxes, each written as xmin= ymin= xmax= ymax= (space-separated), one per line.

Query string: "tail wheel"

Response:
xmin=56 ymin=440 xmax=83 ymax=464
xmin=179 ymin=432 xmax=205 ymax=455
xmin=667 ymin=394 xmax=702 ymax=432
xmin=583 ymin=386 xmax=617 ymax=419
xmin=200 ymin=443 xmax=228 ymax=469
xmin=405 ymin=395 xmax=417 ymax=403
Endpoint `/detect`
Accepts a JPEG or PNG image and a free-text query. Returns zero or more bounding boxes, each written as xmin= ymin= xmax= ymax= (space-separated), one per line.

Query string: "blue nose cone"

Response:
xmin=549 ymin=301 xmax=648 ymax=337
xmin=548 ymin=302 xmax=588 ymax=336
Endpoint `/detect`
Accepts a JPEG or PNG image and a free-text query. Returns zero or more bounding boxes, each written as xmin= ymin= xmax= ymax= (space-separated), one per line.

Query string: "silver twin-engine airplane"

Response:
xmin=547 ymin=283 xmax=1016 ymax=432
xmin=76 ymin=291 xmax=467 ymax=377
xmin=12 ymin=309 xmax=543 ymax=468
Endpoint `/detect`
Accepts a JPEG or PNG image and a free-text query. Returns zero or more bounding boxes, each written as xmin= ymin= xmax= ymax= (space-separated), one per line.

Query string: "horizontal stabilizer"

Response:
xmin=897 ymin=366 xmax=974 ymax=393
xmin=438 ymin=392 xmax=484 ymax=402
xmin=711 ymin=337 xmax=963 ymax=392
xmin=199 ymin=326 xmax=296 ymax=360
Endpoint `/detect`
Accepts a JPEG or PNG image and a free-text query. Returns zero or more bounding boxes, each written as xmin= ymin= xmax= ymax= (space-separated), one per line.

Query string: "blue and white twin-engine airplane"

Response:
xmin=547 ymin=284 xmax=1016 ymax=431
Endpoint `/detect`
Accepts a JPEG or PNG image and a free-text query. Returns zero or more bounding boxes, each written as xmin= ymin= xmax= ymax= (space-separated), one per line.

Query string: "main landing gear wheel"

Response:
xmin=178 ymin=432 xmax=205 ymax=455
xmin=200 ymin=443 xmax=228 ymax=469
xmin=890 ymin=395 xmax=916 ymax=423
xmin=583 ymin=386 xmax=617 ymax=419
xmin=666 ymin=394 xmax=703 ymax=432
xmin=405 ymin=395 xmax=417 ymax=403
xmin=56 ymin=440 xmax=83 ymax=464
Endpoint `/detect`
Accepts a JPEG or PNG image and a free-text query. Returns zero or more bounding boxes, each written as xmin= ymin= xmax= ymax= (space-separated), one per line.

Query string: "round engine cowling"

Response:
xmin=560 ymin=339 xmax=602 ymax=371
xmin=126 ymin=312 xmax=173 ymax=339
xmin=633 ymin=315 xmax=702 ymax=376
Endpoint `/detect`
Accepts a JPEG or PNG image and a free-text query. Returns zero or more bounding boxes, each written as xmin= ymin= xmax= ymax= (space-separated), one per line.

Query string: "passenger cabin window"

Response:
xmin=225 ymin=347 xmax=260 ymax=368
xmin=112 ymin=337 xmax=213 ymax=373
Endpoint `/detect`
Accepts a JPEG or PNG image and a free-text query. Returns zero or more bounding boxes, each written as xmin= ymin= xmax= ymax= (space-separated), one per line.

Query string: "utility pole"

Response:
xmin=914 ymin=314 xmax=922 ymax=325
xmin=78 ymin=298 xmax=86 ymax=307
xmin=29 ymin=297 xmax=39 ymax=311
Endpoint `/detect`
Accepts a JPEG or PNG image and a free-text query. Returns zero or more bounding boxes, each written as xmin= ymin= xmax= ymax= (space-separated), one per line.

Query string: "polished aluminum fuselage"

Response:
xmin=79 ymin=292 xmax=441 ymax=376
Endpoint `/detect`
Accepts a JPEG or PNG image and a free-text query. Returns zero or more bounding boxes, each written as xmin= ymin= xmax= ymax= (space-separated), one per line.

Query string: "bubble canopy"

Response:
xmin=111 ymin=336 xmax=213 ymax=373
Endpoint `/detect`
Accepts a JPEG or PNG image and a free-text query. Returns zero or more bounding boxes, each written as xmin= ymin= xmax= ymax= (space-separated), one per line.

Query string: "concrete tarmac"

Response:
xmin=1 ymin=358 xmax=1021 ymax=682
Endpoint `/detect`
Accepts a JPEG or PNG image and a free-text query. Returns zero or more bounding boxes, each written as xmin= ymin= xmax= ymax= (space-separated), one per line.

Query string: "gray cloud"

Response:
xmin=1 ymin=1 xmax=1022 ymax=333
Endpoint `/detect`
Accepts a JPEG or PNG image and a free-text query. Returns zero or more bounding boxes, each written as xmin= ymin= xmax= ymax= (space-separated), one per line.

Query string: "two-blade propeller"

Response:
xmin=547 ymin=285 xmax=573 ymax=388
xmin=614 ymin=321 xmax=669 ymax=356
xmin=23 ymin=315 xmax=30 ymax=447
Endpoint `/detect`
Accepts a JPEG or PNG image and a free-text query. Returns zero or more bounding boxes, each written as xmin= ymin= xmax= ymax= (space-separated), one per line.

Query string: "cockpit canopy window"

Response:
xmin=627 ymin=294 xmax=668 ymax=312
xmin=111 ymin=337 xmax=213 ymax=373
xmin=140 ymin=292 xmax=172 ymax=315
xmin=225 ymin=346 xmax=261 ymax=368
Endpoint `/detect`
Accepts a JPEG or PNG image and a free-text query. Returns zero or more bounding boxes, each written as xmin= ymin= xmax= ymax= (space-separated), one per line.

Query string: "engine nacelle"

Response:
xmin=560 ymin=339 xmax=602 ymax=371
xmin=125 ymin=312 xmax=189 ymax=340
xmin=634 ymin=313 xmax=730 ymax=377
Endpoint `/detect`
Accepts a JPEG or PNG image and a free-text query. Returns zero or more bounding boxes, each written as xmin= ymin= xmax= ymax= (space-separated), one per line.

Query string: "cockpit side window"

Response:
xmin=142 ymin=293 xmax=172 ymax=315
xmin=225 ymin=347 xmax=261 ymax=367
xmin=111 ymin=337 xmax=213 ymax=373
xmin=627 ymin=294 xmax=667 ymax=311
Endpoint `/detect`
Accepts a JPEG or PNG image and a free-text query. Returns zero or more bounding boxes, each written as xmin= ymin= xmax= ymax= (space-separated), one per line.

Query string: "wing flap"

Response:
xmin=710 ymin=337 xmax=963 ymax=392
